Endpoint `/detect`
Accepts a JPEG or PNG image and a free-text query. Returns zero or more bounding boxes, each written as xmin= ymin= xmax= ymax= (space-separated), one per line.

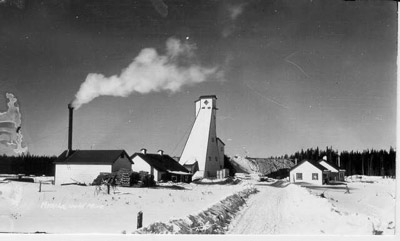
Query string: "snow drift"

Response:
xmin=134 ymin=186 xmax=258 ymax=234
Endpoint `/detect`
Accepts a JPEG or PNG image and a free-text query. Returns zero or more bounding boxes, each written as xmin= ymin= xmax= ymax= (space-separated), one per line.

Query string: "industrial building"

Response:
xmin=179 ymin=95 xmax=226 ymax=178
xmin=53 ymin=104 xmax=133 ymax=185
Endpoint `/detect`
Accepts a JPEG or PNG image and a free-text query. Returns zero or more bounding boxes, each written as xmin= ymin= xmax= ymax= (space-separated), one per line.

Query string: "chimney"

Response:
xmin=158 ymin=150 xmax=164 ymax=156
xmin=140 ymin=148 xmax=147 ymax=155
xmin=68 ymin=103 xmax=74 ymax=152
xmin=294 ymin=158 xmax=298 ymax=165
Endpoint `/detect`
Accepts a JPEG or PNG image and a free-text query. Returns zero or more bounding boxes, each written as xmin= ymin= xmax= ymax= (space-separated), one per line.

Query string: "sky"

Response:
xmin=0 ymin=0 xmax=397 ymax=157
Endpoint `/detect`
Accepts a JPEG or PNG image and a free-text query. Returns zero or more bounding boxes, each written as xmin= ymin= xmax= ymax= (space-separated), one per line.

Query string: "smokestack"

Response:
xmin=68 ymin=103 xmax=74 ymax=152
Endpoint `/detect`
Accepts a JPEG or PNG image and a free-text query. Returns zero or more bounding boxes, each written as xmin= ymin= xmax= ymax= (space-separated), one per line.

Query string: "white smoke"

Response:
xmin=72 ymin=37 xmax=221 ymax=109
xmin=222 ymin=2 xmax=248 ymax=38
xmin=228 ymin=3 xmax=246 ymax=20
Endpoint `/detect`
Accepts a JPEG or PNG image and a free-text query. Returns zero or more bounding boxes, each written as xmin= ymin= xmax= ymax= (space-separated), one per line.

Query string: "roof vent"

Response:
xmin=140 ymin=148 xmax=147 ymax=155
xmin=158 ymin=150 xmax=164 ymax=156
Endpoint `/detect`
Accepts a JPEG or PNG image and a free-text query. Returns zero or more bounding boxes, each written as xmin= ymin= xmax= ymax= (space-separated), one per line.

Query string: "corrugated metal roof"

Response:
xmin=54 ymin=150 xmax=133 ymax=165
xmin=131 ymin=153 xmax=190 ymax=174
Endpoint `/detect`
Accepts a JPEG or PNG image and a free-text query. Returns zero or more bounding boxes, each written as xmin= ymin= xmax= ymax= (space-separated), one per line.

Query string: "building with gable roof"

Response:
xmin=54 ymin=149 xmax=133 ymax=185
xmin=131 ymin=148 xmax=192 ymax=183
xmin=289 ymin=159 xmax=331 ymax=185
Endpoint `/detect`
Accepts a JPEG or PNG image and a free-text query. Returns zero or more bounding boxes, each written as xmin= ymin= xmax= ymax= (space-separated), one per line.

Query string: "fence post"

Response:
xmin=107 ymin=184 xmax=110 ymax=194
xmin=39 ymin=181 xmax=42 ymax=192
xmin=137 ymin=211 xmax=143 ymax=229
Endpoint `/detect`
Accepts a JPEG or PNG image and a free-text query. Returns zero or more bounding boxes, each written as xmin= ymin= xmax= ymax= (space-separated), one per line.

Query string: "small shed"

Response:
xmin=289 ymin=160 xmax=330 ymax=185
xmin=54 ymin=150 xmax=133 ymax=185
xmin=131 ymin=149 xmax=192 ymax=183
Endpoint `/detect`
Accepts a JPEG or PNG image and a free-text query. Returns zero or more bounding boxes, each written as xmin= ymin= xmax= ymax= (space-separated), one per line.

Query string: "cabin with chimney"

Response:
xmin=131 ymin=149 xmax=192 ymax=183
xmin=289 ymin=159 xmax=331 ymax=185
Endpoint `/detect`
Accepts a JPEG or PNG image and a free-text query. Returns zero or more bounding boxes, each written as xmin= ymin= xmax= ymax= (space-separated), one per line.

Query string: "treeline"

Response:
xmin=282 ymin=146 xmax=396 ymax=177
xmin=0 ymin=154 xmax=56 ymax=176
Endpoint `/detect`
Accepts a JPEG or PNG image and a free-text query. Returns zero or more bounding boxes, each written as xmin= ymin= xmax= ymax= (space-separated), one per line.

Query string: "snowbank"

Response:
xmin=135 ymin=186 xmax=258 ymax=234
xmin=0 ymin=179 xmax=252 ymax=233
xmin=346 ymin=175 xmax=394 ymax=183
xmin=304 ymin=176 xmax=396 ymax=234
xmin=0 ymin=175 xmax=53 ymax=183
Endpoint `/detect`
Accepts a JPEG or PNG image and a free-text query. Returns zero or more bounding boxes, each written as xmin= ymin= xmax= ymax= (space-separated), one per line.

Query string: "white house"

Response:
xmin=54 ymin=150 xmax=133 ymax=185
xmin=289 ymin=160 xmax=330 ymax=185
xmin=179 ymin=95 xmax=225 ymax=178
xmin=131 ymin=149 xmax=192 ymax=183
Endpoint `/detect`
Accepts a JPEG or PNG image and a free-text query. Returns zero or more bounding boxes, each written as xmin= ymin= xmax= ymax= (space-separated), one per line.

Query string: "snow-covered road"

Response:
xmin=227 ymin=181 xmax=374 ymax=235
xmin=227 ymin=183 xmax=288 ymax=234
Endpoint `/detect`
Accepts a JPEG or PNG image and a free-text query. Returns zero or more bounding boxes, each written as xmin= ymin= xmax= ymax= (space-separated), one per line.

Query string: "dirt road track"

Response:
xmin=227 ymin=182 xmax=372 ymax=235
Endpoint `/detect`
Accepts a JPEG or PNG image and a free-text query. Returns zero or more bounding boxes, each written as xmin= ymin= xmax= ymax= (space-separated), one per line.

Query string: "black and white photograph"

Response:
xmin=0 ymin=0 xmax=397 ymax=239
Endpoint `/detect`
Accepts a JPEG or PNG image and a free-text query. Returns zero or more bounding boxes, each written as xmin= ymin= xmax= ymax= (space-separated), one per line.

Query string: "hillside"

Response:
xmin=230 ymin=155 xmax=295 ymax=177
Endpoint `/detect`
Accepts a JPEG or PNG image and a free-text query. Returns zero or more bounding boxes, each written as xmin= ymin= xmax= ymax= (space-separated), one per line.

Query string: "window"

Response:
xmin=171 ymin=176 xmax=177 ymax=182
xmin=215 ymin=157 xmax=218 ymax=162
xmin=211 ymin=137 xmax=214 ymax=142
xmin=296 ymin=173 xmax=302 ymax=180
xmin=312 ymin=173 xmax=318 ymax=180
xmin=208 ymin=157 xmax=211 ymax=162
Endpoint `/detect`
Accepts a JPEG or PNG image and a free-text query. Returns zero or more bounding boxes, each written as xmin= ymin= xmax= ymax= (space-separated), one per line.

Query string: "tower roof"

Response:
xmin=195 ymin=95 xmax=217 ymax=102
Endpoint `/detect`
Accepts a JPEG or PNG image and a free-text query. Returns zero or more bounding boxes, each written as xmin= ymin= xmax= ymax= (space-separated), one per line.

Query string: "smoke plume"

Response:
xmin=222 ymin=2 xmax=248 ymax=38
xmin=228 ymin=3 xmax=246 ymax=20
xmin=72 ymin=37 xmax=221 ymax=109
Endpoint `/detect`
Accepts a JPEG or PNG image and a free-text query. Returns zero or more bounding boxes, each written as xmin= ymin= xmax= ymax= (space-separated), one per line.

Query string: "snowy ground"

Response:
xmin=305 ymin=175 xmax=396 ymax=234
xmin=228 ymin=176 xmax=396 ymax=235
xmin=0 ymin=178 xmax=252 ymax=234
xmin=0 ymin=175 xmax=396 ymax=235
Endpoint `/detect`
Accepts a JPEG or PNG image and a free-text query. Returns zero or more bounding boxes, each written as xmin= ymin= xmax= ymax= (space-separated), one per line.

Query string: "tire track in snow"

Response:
xmin=227 ymin=183 xmax=288 ymax=234
xmin=227 ymin=182 xmax=373 ymax=235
